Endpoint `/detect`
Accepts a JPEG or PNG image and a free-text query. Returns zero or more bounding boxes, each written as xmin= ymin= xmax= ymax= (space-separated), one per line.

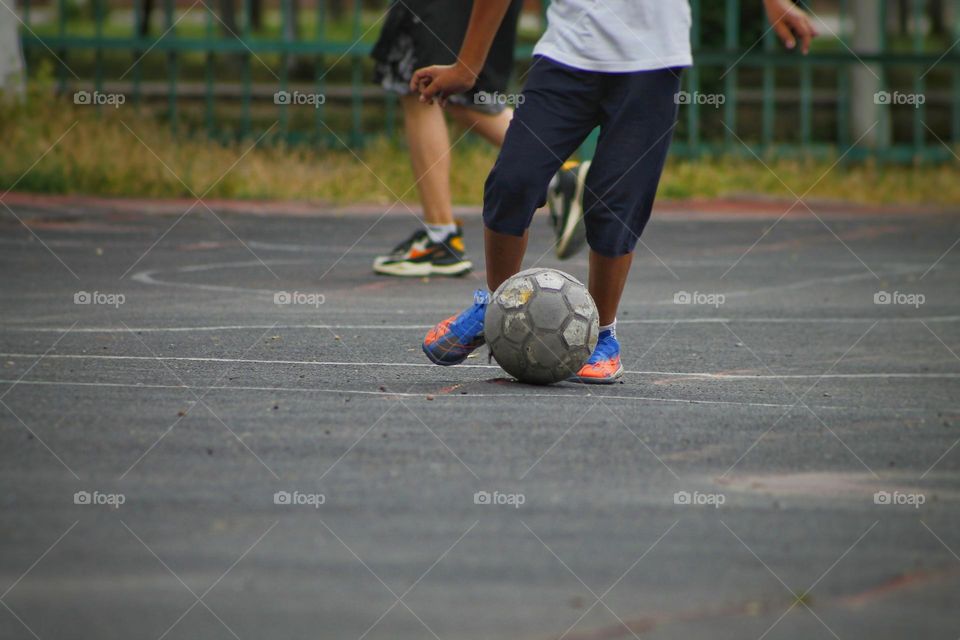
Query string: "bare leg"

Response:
xmin=588 ymin=250 xmax=633 ymax=326
xmin=484 ymin=226 xmax=528 ymax=291
xmin=447 ymin=106 xmax=514 ymax=147
xmin=401 ymin=94 xmax=454 ymax=225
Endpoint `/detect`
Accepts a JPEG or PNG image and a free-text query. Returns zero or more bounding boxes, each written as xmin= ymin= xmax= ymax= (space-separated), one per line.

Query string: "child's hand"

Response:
xmin=409 ymin=62 xmax=478 ymax=107
xmin=763 ymin=0 xmax=818 ymax=54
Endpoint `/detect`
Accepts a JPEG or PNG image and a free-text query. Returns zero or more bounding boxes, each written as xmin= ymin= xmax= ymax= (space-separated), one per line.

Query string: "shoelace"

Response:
xmin=391 ymin=228 xmax=428 ymax=254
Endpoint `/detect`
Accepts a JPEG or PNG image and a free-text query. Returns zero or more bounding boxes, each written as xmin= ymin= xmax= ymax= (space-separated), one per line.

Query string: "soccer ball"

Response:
xmin=485 ymin=268 xmax=599 ymax=384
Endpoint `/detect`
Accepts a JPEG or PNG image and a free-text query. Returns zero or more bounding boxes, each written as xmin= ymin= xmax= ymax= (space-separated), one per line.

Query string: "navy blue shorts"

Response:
xmin=482 ymin=56 xmax=682 ymax=257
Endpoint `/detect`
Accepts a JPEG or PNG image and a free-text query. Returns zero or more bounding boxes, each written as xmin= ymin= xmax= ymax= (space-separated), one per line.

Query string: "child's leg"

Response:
xmin=481 ymin=57 xmax=604 ymax=291
xmin=401 ymin=94 xmax=453 ymax=225
xmin=581 ymin=68 xmax=682 ymax=321
xmin=589 ymin=250 xmax=633 ymax=326
xmin=484 ymin=226 xmax=528 ymax=291
xmin=447 ymin=105 xmax=513 ymax=147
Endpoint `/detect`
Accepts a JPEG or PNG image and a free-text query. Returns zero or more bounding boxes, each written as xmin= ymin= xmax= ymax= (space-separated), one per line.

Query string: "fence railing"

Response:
xmin=17 ymin=0 xmax=960 ymax=162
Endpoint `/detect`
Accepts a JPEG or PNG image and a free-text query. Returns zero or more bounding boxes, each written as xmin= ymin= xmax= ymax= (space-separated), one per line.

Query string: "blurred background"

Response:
xmin=2 ymin=0 xmax=959 ymax=205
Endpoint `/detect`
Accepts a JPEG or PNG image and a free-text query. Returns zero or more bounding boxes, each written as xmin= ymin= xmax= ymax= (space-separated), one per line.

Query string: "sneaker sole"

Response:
xmin=556 ymin=161 xmax=590 ymax=260
xmin=374 ymin=260 xmax=473 ymax=277
xmin=568 ymin=363 xmax=624 ymax=385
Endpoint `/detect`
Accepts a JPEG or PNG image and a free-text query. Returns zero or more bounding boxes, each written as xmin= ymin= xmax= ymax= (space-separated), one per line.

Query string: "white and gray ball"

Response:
xmin=485 ymin=268 xmax=599 ymax=385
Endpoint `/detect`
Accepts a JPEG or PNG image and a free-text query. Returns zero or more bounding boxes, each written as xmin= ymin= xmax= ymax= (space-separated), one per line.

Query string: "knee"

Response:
xmin=482 ymin=161 xmax=546 ymax=236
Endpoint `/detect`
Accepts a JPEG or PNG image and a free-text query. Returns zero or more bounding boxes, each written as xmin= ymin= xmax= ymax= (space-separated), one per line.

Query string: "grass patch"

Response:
xmin=3 ymin=88 xmax=959 ymax=208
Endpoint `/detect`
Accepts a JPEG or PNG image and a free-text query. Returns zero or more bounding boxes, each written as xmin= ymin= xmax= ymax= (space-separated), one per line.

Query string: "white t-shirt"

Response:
xmin=533 ymin=0 xmax=693 ymax=73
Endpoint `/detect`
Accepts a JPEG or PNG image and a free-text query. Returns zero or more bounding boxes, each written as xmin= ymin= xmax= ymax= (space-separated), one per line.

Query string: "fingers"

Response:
xmin=795 ymin=16 xmax=816 ymax=54
xmin=409 ymin=67 xmax=431 ymax=93
xmin=773 ymin=19 xmax=796 ymax=50
xmin=774 ymin=13 xmax=817 ymax=54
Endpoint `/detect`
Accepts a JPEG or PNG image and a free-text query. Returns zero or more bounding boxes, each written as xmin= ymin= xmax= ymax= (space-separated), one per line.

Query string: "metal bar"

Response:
xmin=836 ymin=0 xmax=849 ymax=149
xmin=56 ymin=0 xmax=67 ymax=94
xmin=688 ymin=0 xmax=701 ymax=155
xmin=205 ymin=2 xmax=215 ymax=137
xmin=94 ymin=0 xmax=104 ymax=106
xmin=165 ymin=0 xmax=178 ymax=135
xmin=954 ymin=0 xmax=960 ymax=143
xmin=132 ymin=0 xmax=143 ymax=107
xmin=350 ymin=0 xmax=362 ymax=146
xmin=762 ymin=25 xmax=775 ymax=148
xmin=912 ymin=0 xmax=926 ymax=154
xmin=315 ymin=0 xmax=327 ymax=143
xmin=279 ymin=0 xmax=291 ymax=139
xmin=241 ymin=0 xmax=252 ymax=139
xmin=800 ymin=59 xmax=812 ymax=147
xmin=723 ymin=0 xmax=739 ymax=147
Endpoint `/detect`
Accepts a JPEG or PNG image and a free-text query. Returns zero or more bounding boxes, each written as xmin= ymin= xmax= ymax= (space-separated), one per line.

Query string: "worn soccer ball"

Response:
xmin=485 ymin=268 xmax=599 ymax=385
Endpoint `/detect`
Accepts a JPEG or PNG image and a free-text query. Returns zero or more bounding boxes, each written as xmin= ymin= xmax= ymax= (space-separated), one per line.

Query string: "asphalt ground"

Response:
xmin=1 ymin=199 xmax=959 ymax=640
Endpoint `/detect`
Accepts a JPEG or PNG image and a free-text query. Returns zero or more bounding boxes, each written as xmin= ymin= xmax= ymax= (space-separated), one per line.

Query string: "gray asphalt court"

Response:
xmin=1 ymin=199 xmax=958 ymax=639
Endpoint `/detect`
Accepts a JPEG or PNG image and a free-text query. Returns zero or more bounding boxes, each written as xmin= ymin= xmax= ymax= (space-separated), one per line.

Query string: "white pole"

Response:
xmin=0 ymin=0 xmax=26 ymax=99
xmin=850 ymin=1 xmax=887 ymax=149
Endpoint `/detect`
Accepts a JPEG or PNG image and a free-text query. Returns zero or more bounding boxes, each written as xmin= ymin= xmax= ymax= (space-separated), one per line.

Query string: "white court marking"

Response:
xmin=130 ymin=259 xmax=312 ymax=294
xmin=127 ymin=257 xmax=941 ymax=305
xmin=0 ymin=377 xmax=936 ymax=412
xmin=1 ymin=352 xmax=958 ymax=381
xmin=4 ymin=316 xmax=960 ymax=333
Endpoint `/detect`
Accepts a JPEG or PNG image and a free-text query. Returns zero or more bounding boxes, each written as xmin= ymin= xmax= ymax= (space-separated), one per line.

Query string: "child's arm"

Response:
xmin=409 ymin=0 xmax=513 ymax=106
xmin=763 ymin=0 xmax=818 ymax=54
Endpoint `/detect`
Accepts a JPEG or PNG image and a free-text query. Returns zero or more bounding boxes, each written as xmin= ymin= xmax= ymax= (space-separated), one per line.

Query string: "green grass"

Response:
xmin=3 ymin=88 xmax=959 ymax=208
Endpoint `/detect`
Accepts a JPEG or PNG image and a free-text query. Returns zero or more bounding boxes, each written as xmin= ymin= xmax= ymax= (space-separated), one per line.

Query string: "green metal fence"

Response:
xmin=17 ymin=0 xmax=960 ymax=161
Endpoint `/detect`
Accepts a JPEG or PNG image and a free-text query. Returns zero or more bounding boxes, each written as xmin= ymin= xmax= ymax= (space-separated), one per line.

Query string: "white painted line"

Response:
xmin=4 ymin=316 xmax=959 ymax=333
xmin=0 ymin=377 xmax=913 ymax=411
xmin=1 ymin=353 xmax=958 ymax=380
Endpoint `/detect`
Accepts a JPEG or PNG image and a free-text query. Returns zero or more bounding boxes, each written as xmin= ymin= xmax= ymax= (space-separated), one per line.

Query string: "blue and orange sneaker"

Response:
xmin=422 ymin=290 xmax=489 ymax=366
xmin=569 ymin=329 xmax=623 ymax=384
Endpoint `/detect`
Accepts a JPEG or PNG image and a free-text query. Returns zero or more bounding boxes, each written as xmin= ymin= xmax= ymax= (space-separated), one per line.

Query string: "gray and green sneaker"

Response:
xmin=548 ymin=160 xmax=591 ymax=260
